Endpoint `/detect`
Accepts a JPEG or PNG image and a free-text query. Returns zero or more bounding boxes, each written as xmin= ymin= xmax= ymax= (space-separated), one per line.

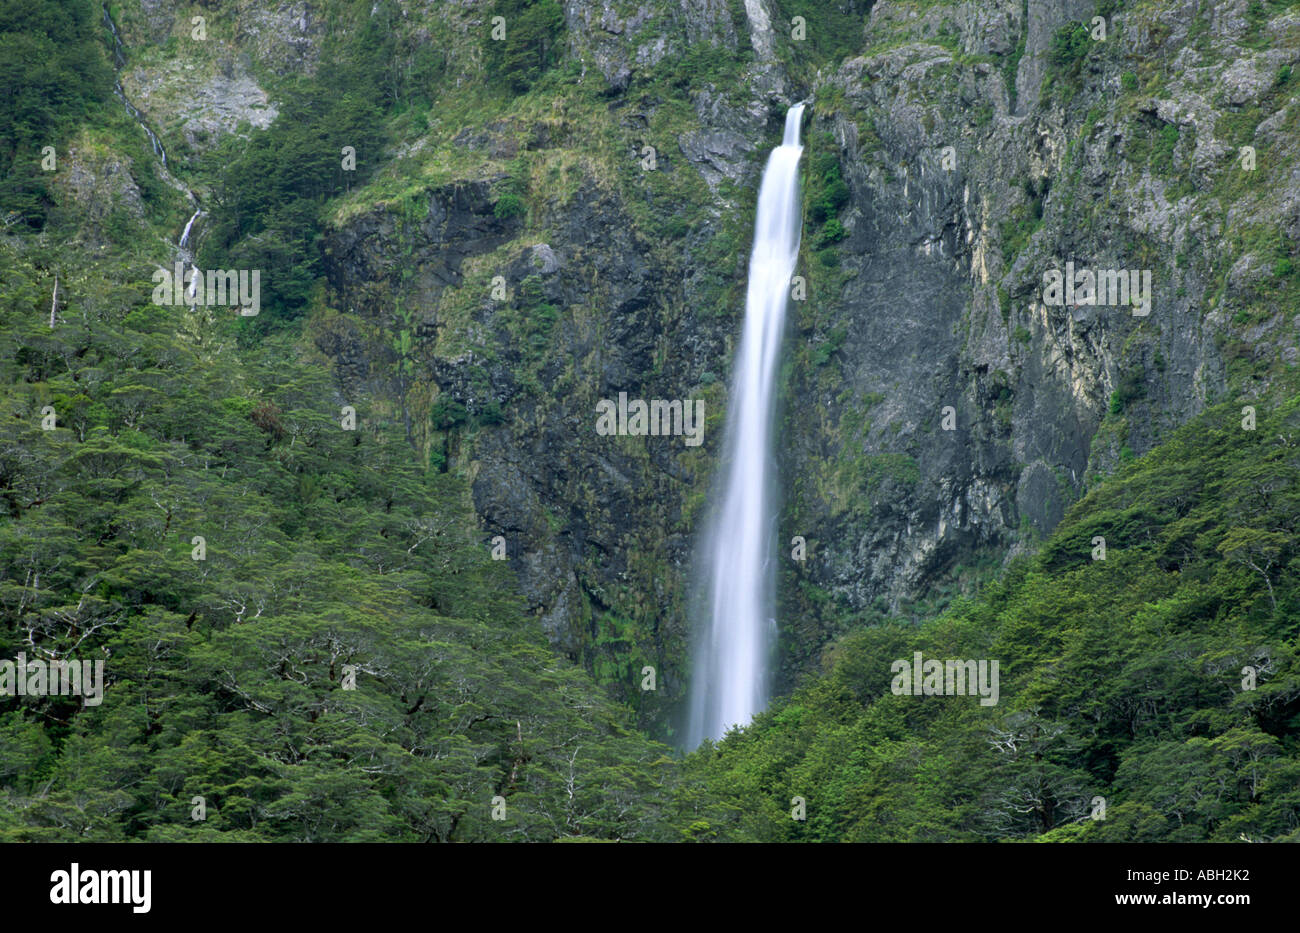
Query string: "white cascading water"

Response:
xmin=687 ymin=103 xmax=806 ymax=747
xmin=103 ymin=5 xmax=205 ymax=304
xmin=180 ymin=210 xmax=204 ymax=311
xmin=102 ymin=5 xmax=167 ymax=167
xmin=179 ymin=210 xmax=204 ymax=251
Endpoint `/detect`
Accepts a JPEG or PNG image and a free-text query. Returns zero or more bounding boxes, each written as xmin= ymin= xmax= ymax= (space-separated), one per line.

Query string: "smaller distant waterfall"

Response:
xmin=101 ymin=5 xmax=167 ymax=167
xmin=179 ymin=210 xmax=204 ymax=251
xmin=102 ymin=4 xmax=206 ymax=304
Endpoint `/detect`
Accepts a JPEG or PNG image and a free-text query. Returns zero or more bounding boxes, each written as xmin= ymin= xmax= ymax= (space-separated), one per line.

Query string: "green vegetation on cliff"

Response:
xmin=0 ymin=0 xmax=111 ymax=228
xmin=685 ymin=393 xmax=1300 ymax=841
xmin=0 ymin=235 xmax=684 ymax=840
xmin=3 ymin=0 xmax=1299 ymax=846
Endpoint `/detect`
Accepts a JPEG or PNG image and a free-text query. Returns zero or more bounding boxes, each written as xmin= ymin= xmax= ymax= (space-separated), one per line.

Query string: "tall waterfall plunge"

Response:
xmin=687 ymin=103 xmax=806 ymax=747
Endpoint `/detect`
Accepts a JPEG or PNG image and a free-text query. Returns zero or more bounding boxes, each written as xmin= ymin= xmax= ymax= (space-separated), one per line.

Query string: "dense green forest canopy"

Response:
xmin=0 ymin=0 xmax=1297 ymax=842
xmin=0 ymin=0 xmax=111 ymax=228
xmin=684 ymin=398 xmax=1300 ymax=841
xmin=0 ymin=241 xmax=690 ymax=840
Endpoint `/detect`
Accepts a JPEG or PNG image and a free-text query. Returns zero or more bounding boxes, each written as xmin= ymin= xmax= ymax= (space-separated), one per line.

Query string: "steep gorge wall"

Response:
xmin=788 ymin=0 xmax=1292 ymax=577
xmin=103 ymin=0 xmax=1298 ymax=739
xmin=776 ymin=0 xmax=1298 ymax=682
xmin=318 ymin=0 xmax=794 ymax=733
xmin=323 ymin=0 xmax=1300 ymax=734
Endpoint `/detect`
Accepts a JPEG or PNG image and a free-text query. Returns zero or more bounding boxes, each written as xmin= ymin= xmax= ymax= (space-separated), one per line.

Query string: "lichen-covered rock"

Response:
xmin=53 ymin=143 xmax=147 ymax=243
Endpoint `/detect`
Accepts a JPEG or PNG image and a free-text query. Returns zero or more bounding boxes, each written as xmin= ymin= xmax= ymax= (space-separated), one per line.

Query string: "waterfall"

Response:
xmin=179 ymin=210 xmax=204 ymax=311
xmin=179 ymin=209 xmax=204 ymax=252
xmin=687 ymin=103 xmax=806 ymax=747
xmin=102 ymin=3 xmax=204 ymax=287
xmin=101 ymin=6 xmax=167 ymax=167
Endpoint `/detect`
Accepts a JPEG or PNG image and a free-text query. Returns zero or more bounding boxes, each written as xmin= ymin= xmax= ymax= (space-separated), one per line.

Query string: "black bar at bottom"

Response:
xmin=2 ymin=841 xmax=1284 ymax=921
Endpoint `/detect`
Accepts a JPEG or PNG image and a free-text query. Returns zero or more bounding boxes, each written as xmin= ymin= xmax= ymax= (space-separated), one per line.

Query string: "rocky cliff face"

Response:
xmin=315 ymin=0 xmax=801 ymax=729
xmin=108 ymin=0 xmax=317 ymax=167
xmin=786 ymin=0 xmax=1296 ymax=630
xmin=107 ymin=0 xmax=1299 ymax=738
xmin=323 ymin=0 xmax=1300 ymax=734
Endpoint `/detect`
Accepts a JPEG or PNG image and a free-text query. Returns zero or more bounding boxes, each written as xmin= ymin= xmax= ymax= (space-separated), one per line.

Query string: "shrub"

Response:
xmin=1048 ymin=23 xmax=1091 ymax=73
xmin=431 ymin=396 xmax=468 ymax=430
xmin=494 ymin=192 xmax=525 ymax=219
xmin=817 ymin=217 xmax=846 ymax=246
xmin=479 ymin=401 xmax=505 ymax=425
xmin=483 ymin=0 xmax=565 ymax=94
